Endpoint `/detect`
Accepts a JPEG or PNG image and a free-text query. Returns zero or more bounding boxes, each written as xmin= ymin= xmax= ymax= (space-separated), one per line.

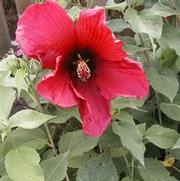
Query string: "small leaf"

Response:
xmin=145 ymin=124 xmax=179 ymax=149
xmin=160 ymin=25 xmax=180 ymax=56
xmin=5 ymin=146 xmax=44 ymax=181
xmin=68 ymin=151 xmax=97 ymax=168
xmin=58 ymin=130 xmax=98 ymax=157
xmin=124 ymin=8 xmax=163 ymax=39
xmin=160 ymin=103 xmax=180 ymax=121
xmin=138 ymin=159 xmax=177 ymax=181
xmin=147 ymin=67 xmax=179 ymax=102
xmin=2 ymin=128 xmax=47 ymax=155
xmin=68 ymin=6 xmax=80 ymax=20
xmin=173 ymin=137 xmax=180 ymax=149
xmin=112 ymin=112 xmax=145 ymax=165
xmin=0 ymin=86 xmax=16 ymax=120
xmin=50 ymin=106 xmax=80 ymax=124
xmin=9 ymin=110 xmax=55 ymax=129
xmin=105 ymin=0 xmax=127 ymax=11
xmin=142 ymin=1 xmax=180 ymax=17
xmin=76 ymin=154 xmax=118 ymax=181
xmin=41 ymin=152 xmax=68 ymax=181
xmin=107 ymin=19 xmax=129 ymax=32
xmin=15 ymin=69 xmax=28 ymax=96
xmin=112 ymin=97 xmax=145 ymax=110
xmin=123 ymin=44 xmax=149 ymax=55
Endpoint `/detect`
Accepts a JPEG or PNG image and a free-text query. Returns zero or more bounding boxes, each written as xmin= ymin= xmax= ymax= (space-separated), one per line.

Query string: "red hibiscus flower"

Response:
xmin=16 ymin=0 xmax=149 ymax=137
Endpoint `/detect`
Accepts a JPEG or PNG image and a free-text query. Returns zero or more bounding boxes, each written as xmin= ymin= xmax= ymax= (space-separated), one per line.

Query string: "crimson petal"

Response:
xmin=75 ymin=7 xmax=127 ymax=61
xmin=37 ymin=57 xmax=78 ymax=108
xmin=16 ymin=1 xmax=76 ymax=69
xmin=96 ymin=58 xmax=149 ymax=100
xmin=72 ymin=79 xmax=111 ymax=137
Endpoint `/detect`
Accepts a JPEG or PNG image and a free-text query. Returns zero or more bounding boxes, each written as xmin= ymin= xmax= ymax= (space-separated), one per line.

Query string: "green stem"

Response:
xmin=138 ymin=34 xmax=163 ymax=126
xmin=155 ymin=92 xmax=163 ymax=126
xmin=123 ymin=155 xmax=131 ymax=177
xmin=172 ymin=165 xmax=180 ymax=173
xmin=88 ymin=0 xmax=94 ymax=8
xmin=126 ymin=0 xmax=132 ymax=8
xmin=138 ymin=34 xmax=151 ymax=66
xmin=77 ymin=0 xmax=83 ymax=9
xmin=131 ymin=158 xmax=134 ymax=181
xmin=26 ymin=76 xmax=70 ymax=181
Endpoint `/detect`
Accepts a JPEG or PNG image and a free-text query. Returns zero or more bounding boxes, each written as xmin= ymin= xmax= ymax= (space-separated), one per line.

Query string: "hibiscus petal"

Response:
xmin=96 ymin=57 xmax=149 ymax=100
xmin=37 ymin=57 xmax=78 ymax=107
xmin=16 ymin=1 xmax=76 ymax=69
xmin=72 ymin=79 xmax=111 ymax=137
xmin=75 ymin=7 xmax=127 ymax=61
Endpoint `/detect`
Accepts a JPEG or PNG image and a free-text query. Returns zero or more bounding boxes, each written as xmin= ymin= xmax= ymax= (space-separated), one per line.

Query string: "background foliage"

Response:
xmin=0 ymin=0 xmax=180 ymax=180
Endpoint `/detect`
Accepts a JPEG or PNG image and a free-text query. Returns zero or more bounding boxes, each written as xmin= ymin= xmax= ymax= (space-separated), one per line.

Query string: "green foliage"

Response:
xmin=147 ymin=66 xmax=179 ymax=102
xmin=160 ymin=103 xmax=180 ymax=121
xmin=76 ymin=154 xmax=118 ymax=181
xmin=58 ymin=130 xmax=98 ymax=157
xmin=145 ymin=124 xmax=179 ymax=148
xmin=142 ymin=1 xmax=180 ymax=17
xmin=41 ymin=152 xmax=69 ymax=181
xmin=8 ymin=110 xmax=55 ymax=129
xmin=138 ymin=159 xmax=178 ymax=181
xmin=124 ymin=8 xmax=163 ymax=39
xmin=2 ymin=128 xmax=47 ymax=155
xmin=0 ymin=86 xmax=15 ymax=120
xmin=0 ymin=0 xmax=180 ymax=180
xmin=112 ymin=112 xmax=145 ymax=166
xmin=5 ymin=147 xmax=44 ymax=181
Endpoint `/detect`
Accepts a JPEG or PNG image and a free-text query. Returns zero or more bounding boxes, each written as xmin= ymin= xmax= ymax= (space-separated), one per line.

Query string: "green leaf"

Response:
xmin=15 ymin=69 xmax=28 ymax=96
xmin=138 ymin=159 xmax=177 ymax=181
xmin=147 ymin=67 xmax=179 ymax=102
xmin=8 ymin=109 xmax=55 ymax=129
xmin=0 ymin=176 xmax=12 ymax=181
xmin=142 ymin=1 xmax=180 ymax=17
xmin=58 ymin=130 xmax=98 ymax=157
xmin=41 ymin=152 xmax=68 ymax=181
xmin=159 ymin=48 xmax=177 ymax=68
xmin=145 ymin=124 xmax=179 ymax=149
xmin=57 ymin=0 xmax=68 ymax=7
xmin=107 ymin=19 xmax=129 ymax=32
xmin=49 ymin=106 xmax=80 ymax=124
xmin=160 ymin=25 xmax=180 ymax=56
xmin=173 ymin=137 xmax=180 ymax=149
xmin=0 ymin=59 xmax=10 ymax=72
xmin=112 ymin=112 xmax=145 ymax=165
xmin=105 ymin=0 xmax=127 ymax=11
xmin=2 ymin=128 xmax=47 ymax=155
xmin=112 ymin=97 xmax=145 ymax=110
xmin=76 ymin=154 xmax=118 ymax=181
xmin=5 ymin=146 xmax=44 ymax=181
xmin=124 ymin=8 xmax=163 ymax=39
xmin=68 ymin=6 xmax=80 ymax=20
xmin=132 ymin=0 xmax=144 ymax=7
xmin=160 ymin=103 xmax=180 ymax=121
xmin=110 ymin=147 xmax=129 ymax=158
xmin=123 ymin=44 xmax=149 ymax=55
xmin=68 ymin=151 xmax=97 ymax=168
xmin=121 ymin=177 xmax=131 ymax=181
xmin=0 ymin=86 xmax=16 ymax=120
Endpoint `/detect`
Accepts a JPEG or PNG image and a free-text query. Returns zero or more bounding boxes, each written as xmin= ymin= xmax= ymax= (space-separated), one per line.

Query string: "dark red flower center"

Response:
xmin=67 ymin=49 xmax=95 ymax=82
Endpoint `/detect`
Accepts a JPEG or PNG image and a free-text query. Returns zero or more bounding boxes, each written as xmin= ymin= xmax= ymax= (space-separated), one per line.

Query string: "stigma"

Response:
xmin=76 ymin=56 xmax=91 ymax=82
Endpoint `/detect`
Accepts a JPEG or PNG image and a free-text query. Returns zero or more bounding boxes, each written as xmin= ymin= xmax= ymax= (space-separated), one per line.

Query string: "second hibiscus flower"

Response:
xmin=16 ymin=0 xmax=149 ymax=137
